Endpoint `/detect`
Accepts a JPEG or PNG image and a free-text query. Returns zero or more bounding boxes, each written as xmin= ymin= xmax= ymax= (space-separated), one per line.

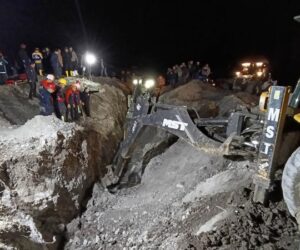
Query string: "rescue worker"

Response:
xmin=39 ymin=74 xmax=56 ymax=115
xmin=80 ymin=86 xmax=99 ymax=117
xmin=65 ymin=82 xmax=81 ymax=121
xmin=0 ymin=52 xmax=8 ymax=85
xmin=32 ymin=48 xmax=43 ymax=76
xmin=50 ymin=49 xmax=62 ymax=78
xmin=27 ymin=62 xmax=37 ymax=99
xmin=52 ymin=78 xmax=67 ymax=121
xmin=69 ymin=47 xmax=79 ymax=76
xmin=63 ymin=47 xmax=72 ymax=77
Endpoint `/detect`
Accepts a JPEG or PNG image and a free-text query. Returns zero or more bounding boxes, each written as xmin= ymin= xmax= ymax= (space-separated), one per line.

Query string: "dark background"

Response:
xmin=1 ymin=0 xmax=300 ymax=82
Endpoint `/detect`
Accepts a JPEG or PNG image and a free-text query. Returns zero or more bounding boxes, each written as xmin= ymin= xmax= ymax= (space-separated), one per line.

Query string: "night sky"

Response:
xmin=1 ymin=0 xmax=300 ymax=82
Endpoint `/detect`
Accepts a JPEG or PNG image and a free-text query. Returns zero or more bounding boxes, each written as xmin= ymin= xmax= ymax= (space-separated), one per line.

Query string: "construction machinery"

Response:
xmin=234 ymin=60 xmax=269 ymax=80
xmin=100 ymin=15 xmax=300 ymax=234
xmin=232 ymin=59 xmax=271 ymax=95
xmin=281 ymin=14 xmax=300 ymax=228
xmin=102 ymin=74 xmax=300 ymax=198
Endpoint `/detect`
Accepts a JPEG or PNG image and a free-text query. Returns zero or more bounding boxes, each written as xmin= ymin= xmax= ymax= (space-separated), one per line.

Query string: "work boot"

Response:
xmin=65 ymin=71 xmax=69 ymax=77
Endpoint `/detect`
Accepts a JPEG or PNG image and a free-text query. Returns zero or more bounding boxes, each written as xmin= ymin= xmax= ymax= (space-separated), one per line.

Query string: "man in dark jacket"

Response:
xmin=0 ymin=52 xmax=8 ymax=85
xmin=27 ymin=62 xmax=37 ymax=99
xmin=80 ymin=87 xmax=99 ymax=117
xmin=63 ymin=47 xmax=72 ymax=77
xmin=18 ymin=43 xmax=31 ymax=74
xmin=42 ymin=47 xmax=51 ymax=74
xmin=50 ymin=49 xmax=62 ymax=78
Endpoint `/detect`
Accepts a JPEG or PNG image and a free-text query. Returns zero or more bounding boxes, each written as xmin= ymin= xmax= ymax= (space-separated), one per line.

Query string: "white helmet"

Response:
xmin=46 ymin=74 xmax=55 ymax=81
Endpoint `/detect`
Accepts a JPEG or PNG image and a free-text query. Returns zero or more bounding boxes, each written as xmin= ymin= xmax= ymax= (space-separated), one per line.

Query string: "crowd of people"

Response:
xmin=0 ymin=43 xmax=215 ymax=122
xmin=19 ymin=44 xmax=80 ymax=80
xmin=0 ymin=43 xmax=81 ymax=86
xmin=0 ymin=43 xmax=111 ymax=87
xmin=166 ymin=61 xmax=211 ymax=87
xmin=39 ymin=74 xmax=98 ymax=122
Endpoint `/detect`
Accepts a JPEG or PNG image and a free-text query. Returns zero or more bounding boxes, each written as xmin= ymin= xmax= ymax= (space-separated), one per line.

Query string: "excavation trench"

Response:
xmin=0 ymin=79 xmax=128 ymax=250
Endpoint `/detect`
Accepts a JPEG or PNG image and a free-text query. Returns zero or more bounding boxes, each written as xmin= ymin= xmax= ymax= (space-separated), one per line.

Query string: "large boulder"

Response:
xmin=0 ymin=79 xmax=127 ymax=249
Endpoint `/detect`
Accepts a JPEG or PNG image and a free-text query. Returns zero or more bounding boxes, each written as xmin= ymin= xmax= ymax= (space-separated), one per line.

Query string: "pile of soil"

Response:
xmin=183 ymin=187 xmax=299 ymax=250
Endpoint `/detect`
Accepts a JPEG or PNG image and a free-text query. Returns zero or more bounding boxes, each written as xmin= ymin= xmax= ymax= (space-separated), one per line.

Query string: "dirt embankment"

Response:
xmin=0 ymin=78 xmax=127 ymax=249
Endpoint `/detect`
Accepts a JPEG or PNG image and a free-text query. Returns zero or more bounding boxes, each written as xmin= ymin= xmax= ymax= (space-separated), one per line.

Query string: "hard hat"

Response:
xmin=58 ymin=78 xmax=67 ymax=86
xmin=46 ymin=74 xmax=55 ymax=81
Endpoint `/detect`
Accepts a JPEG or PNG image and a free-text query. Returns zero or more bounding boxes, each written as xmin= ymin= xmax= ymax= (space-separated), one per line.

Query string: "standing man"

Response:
xmin=50 ymin=49 xmax=62 ymax=78
xmin=63 ymin=47 xmax=72 ymax=77
xmin=69 ymin=47 xmax=79 ymax=76
xmin=18 ymin=43 xmax=31 ymax=76
xmin=32 ymin=48 xmax=43 ymax=76
xmin=57 ymin=49 xmax=64 ymax=73
xmin=42 ymin=47 xmax=51 ymax=74
xmin=201 ymin=63 xmax=211 ymax=82
xmin=0 ymin=52 xmax=8 ymax=85
xmin=27 ymin=62 xmax=37 ymax=99
xmin=100 ymin=59 xmax=108 ymax=77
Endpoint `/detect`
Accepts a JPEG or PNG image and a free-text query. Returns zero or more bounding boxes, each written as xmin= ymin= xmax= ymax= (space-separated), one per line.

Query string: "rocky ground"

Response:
xmin=65 ymin=140 xmax=299 ymax=250
xmin=0 ymin=79 xmax=299 ymax=249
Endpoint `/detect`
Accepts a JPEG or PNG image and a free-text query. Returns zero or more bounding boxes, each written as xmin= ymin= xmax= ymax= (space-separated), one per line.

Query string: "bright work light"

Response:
xmin=85 ymin=53 xmax=96 ymax=65
xmin=145 ymin=79 xmax=155 ymax=89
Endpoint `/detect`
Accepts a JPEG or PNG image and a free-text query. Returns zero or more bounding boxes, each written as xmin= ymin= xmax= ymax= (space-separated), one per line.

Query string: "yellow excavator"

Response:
xmin=281 ymin=14 xmax=300 ymax=229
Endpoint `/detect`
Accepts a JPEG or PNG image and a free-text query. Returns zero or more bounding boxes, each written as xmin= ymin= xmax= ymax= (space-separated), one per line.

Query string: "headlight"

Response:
xmin=144 ymin=79 xmax=155 ymax=89
xmin=257 ymin=71 xmax=263 ymax=77
xmin=235 ymin=71 xmax=241 ymax=77
xmin=133 ymin=79 xmax=138 ymax=85
xmin=138 ymin=79 xmax=143 ymax=84
xmin=241 ymin=62 xmax=251 ymax=67
xmin=256 ymin=62 xmax=263 ymax=67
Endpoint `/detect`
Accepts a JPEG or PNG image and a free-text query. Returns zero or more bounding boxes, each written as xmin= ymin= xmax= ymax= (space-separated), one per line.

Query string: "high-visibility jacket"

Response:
xmin=65 ymin=87 xmax=80 ymax=105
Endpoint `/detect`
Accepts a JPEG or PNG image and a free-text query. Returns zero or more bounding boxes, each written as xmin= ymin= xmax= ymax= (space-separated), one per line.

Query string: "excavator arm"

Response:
xmin=101 ymin=92 xmax=264 ymax=187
